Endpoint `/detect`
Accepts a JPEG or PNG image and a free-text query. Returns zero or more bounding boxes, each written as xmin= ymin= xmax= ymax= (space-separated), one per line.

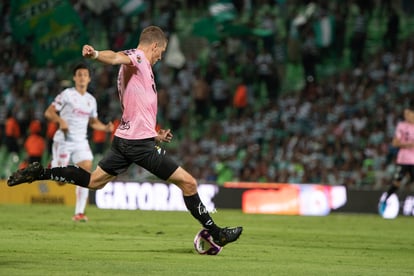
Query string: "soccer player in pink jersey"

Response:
xmin=8 ymin=26 xmax=242 ymax=247
xmin=45 ymin=64 xmax=114 ymax=222
xmin=379 ymin=108 xmax=414 ymax=215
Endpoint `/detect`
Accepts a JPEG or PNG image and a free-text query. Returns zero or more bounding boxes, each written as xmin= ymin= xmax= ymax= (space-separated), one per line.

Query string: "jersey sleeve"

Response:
xmin=52 ymin=89 xmax=68 ymax=112
xmin=123 ymin=48 xmax=141 ymax=68
xmin=90 ymin=96 xmax=98 ymax=118
xmin=394 ymin=123 xmax=402 ymax=140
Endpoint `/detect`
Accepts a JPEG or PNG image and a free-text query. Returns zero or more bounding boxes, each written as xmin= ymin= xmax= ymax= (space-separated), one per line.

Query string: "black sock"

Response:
xmin=40 ymin=166 xmax=90 ymax=188
xmin=385 ymin=184 xmax=399 ymax=200
xmin=183 ymin=193 xmax=220 ymax=235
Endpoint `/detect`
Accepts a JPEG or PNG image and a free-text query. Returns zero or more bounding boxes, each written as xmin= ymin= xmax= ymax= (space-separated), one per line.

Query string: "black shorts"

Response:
xmin=98 ymin=136 xmax=179 ymax=180
xmin=393 ymin=164 xmax=414 ymax=182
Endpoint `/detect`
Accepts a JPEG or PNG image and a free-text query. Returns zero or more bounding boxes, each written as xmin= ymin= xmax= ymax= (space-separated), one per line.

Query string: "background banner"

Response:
xmin=0 ymin=180 xmax=76 ymax=205
xmin=10 ymin=0 xmax=87 ymax=66
xmin=4 ymin=177 xmax=414 ymax=218
xmin=224 ymin=182 xmax=347 ymax=216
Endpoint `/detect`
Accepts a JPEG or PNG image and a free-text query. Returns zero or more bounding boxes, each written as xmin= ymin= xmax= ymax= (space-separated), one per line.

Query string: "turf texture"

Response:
xmin=0 ymin=204 xmax=413 ymax=276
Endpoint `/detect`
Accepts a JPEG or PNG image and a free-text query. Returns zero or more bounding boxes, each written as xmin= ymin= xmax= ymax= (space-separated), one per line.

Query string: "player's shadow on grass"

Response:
xmin=150 ymin=248 xmax=195 ymax=254
xmin=100 ymin=248 xmax=194 ymax=254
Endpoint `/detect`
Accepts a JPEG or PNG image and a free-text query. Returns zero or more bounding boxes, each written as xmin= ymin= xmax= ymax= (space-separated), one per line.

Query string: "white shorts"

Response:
xmin=51 ymin=140 xmax=93 ymax=167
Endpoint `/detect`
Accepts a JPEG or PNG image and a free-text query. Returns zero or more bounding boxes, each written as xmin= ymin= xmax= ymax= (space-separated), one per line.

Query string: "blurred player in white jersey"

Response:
xmin=379 ymin=108 xmax=414 ymax=215
xmin=44 ymin=64 xmax=113 ymax=221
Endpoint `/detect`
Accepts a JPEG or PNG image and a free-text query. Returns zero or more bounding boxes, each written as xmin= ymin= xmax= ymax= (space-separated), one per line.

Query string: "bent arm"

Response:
xmin=44 ymin=104 xmax=68 ymax=132
xmin=89 ymin=117 xmax=114 ymax=132
xmin=82 ymin=44 xmax=131 ymax=65
xmin=44 ymin=104 xmax=60 ymax=122
xmin=392 ymin=137 xmax=414 ymax=148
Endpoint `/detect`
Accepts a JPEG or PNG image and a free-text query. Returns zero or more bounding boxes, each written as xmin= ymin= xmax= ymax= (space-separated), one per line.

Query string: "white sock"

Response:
xmin=75 ymin=186 xmax=89 ymax=215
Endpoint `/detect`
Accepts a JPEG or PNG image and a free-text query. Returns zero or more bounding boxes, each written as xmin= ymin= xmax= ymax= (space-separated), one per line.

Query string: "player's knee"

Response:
xmin=87 ymin=176 xmax=107 ymax=190
xmin=87 ymin=181 xmax=106 ymax=190
xmin=171 ymin=175 xmax=197 ymax=195
xmin=88 ymin=169 xmax=114 ymax=190
xmin=180 ymin=176 xmax=198 ymax=195
xmin=168 ymin=167 xmax=198 ymax=195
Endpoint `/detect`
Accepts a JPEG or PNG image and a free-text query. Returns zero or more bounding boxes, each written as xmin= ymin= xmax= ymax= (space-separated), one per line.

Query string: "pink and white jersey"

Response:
xmin=52 ymin=87 xmax=98 ymax=142
xmin=395 ymin=121 xmax=414 ymax=164
xmin=115 ymin=49 xmax=158 ymax=140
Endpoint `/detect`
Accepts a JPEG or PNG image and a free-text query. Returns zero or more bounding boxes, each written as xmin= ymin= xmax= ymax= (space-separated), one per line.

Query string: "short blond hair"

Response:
xmin=139 ymin=26 xmax=167 ymax=46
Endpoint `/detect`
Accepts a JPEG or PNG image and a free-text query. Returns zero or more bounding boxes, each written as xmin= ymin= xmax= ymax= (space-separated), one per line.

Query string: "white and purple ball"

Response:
xmin=193 ymin=229 xmax=222 ymax=255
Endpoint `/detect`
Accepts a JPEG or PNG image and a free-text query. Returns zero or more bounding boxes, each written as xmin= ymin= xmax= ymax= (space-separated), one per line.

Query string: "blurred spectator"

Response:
xmin=255 ymin=47 xmax=278 ymax=100
xmin=210 ymin=70 xmax=231 ymax=116
xmin=233 ymin=81 xmax=248 ymax=118
xmin=166 ymin=81 xmax=188 ymax=131
xmin=350 ymin=8 xmax=368 ymax=67
xmin=4 ymin=110 xmax=21 ymax=154
xmin=215 ymin=161 xmax=234 ymax=186
xmin=192 ymin=69 xmax=210 ymax=121
xmin=92 ymin=128 xmax=107 ymax=155
xmin=0 ymin=99 xmax=7 ymax=144
xmin=299 ymin=23 xmax=319 ymax=97
xmin=383 ymin=7 xmax=400 ymax=52
xmin=23 ymin=120 xmax=46 ymax=164
xmin=332 ymin=5 xmax=348 ymax=60
xmin=13 ymin=52 xmax=29 ymax=79
xmin=259 ymin=10 xmax=277 ymax=52
xmin=35 ymin=60 xmax=57 ymax=90
xmin=313 ymin=3 xmax=335 ymax=62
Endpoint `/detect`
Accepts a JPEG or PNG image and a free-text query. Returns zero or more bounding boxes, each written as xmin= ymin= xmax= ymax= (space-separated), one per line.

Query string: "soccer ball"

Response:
xmin=193 ymin=229 xmax=222 ymax=255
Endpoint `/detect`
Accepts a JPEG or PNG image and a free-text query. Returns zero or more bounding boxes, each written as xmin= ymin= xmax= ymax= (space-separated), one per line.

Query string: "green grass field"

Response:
xmin=0 ymin=205 xmax=413 ymax=276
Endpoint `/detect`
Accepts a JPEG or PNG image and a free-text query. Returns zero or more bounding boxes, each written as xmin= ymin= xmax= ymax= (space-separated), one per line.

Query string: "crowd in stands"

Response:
xmin=1 ymin=0 xmax=414 ymax=190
